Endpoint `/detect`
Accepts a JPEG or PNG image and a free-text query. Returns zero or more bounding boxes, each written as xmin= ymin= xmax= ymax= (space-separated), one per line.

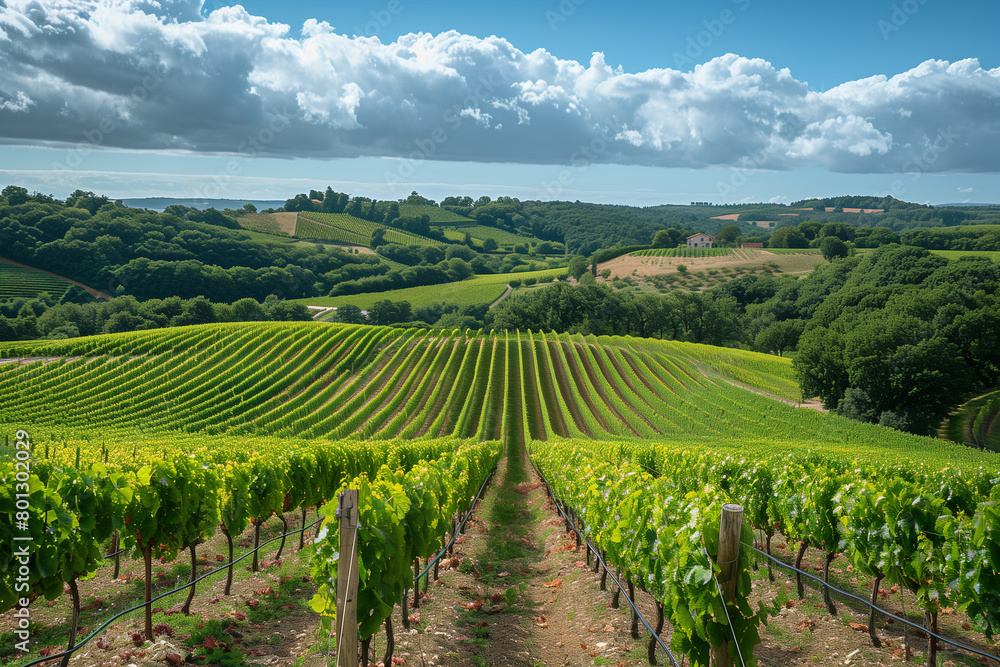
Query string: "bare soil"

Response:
xmin=270 ymin=213 xmax=299 ymax=236
xmin=599 ymin=250 xmax=824 ymax=282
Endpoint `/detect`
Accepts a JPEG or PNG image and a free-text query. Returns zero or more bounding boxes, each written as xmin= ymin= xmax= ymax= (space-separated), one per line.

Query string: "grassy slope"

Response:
xmin=293 ymin=268 xmax=567 ymax=310
xmin=236 ymin=212 xmax=293 ymax=236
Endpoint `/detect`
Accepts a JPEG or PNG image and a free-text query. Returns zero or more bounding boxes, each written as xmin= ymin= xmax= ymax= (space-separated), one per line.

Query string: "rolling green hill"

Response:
xmin=294 ymin=267 xmax=567 ymax=311
xmin=1 ymin=322 xmax=987 ymax=470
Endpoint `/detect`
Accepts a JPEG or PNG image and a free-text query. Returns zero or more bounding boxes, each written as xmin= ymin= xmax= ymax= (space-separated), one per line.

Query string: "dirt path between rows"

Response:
xmin=691 ymin=359 xmax=828 ymax=413
xmin=354 ymin=445 xmax=661 ymax=667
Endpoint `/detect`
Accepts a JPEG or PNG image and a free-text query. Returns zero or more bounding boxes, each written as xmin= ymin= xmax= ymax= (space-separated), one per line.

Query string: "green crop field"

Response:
xmin=442 ymin=228 xmax=469 ymax=243
xmin=462 ymin=225 xmax=535 ymax=246
xmin=1 ymin=321 xmax=976 ymax=463
xmin=0 ymin=263 xmax=73 ymax=300
xmin=631 ymin=248 xmax=733 ymax=258
xmin=931 ymin=249 xmax=1000 ymax=262
xmin=398 ymin=203 xmax=473 ymax=223
xmin=295 ymin=211 xmax=440 ymax=246
xmin=296 ymin=267 xmax=567 ymax=310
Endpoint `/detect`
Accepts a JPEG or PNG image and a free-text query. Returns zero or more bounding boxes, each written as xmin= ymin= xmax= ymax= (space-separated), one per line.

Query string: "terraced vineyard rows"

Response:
xmin=292 ymin=215 xmax=370 ymax=245
xmin=631 ymin=247 xmax=733 ymax=258
xmin=0 ymin=262 xmax=72 ymax=299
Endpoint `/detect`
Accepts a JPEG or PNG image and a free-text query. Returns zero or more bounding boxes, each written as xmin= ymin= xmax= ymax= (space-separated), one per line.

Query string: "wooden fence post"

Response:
xmin=713 ymin=503 xmax=744 ymax=667
xmin=337 ymin=489 xmax=359 ymax=667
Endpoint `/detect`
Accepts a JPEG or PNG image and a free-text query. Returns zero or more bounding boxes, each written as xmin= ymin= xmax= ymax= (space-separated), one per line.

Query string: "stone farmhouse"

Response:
xmin=686 ymin=233 xmax=714 ymax=248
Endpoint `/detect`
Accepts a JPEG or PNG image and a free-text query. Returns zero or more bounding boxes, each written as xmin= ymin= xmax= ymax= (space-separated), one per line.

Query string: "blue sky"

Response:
xmin=244 ymin=0 xmax=997 ymax=91
xmin=0 ymin=0 xmax=997 ymax=206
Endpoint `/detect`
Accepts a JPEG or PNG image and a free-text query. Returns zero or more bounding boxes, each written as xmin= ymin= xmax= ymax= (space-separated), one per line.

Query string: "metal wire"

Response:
xmin=414 ymin=466 xmax=497 ymax=583
xmin=748 ymin=541 xmax=1000 ymax=665
xmin=523 ymin=447 xmax=1000 ymax=667
xmin=18 ymin=516 xmax=323 ymax=667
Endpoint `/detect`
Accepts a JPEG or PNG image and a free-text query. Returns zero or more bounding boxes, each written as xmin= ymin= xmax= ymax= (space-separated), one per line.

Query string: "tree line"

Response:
xmin=0 ymin=294 xmax=309 ymax=342
xmin=0 ymin=187 xmax=391 ymax=301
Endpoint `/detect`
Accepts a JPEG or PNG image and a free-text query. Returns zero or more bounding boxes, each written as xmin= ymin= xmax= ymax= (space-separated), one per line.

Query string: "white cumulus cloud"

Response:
xmin=0 ymin=0 xmax=998 ymax=173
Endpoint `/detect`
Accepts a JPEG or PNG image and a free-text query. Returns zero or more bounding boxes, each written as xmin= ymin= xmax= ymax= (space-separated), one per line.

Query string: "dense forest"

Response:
xmin=795 ymin=246 xmax=1000 ymax=435
xmin=0 ymin=186 xmax=383 ymax=301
